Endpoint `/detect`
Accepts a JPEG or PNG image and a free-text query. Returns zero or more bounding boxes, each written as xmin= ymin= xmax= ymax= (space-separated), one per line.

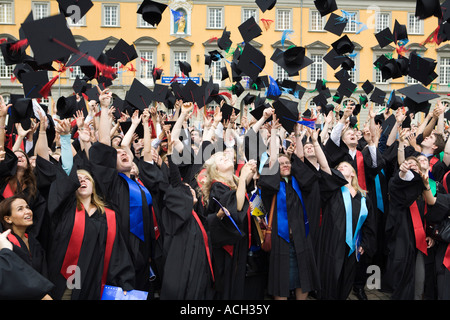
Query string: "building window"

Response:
xmin=407 ymin=75 xmax=419 ymax=84
xmin=242 ymin=8 xmax=257 ymax=22
xmin=103 ymin=4 xmax=119 ymax=27
xmin=343 ymin=11 xmax=358 ymax=33
xmin=33 ymin=2 xmax=50 ymax=20
xmin=173 ymin=51 xmax=188 ymax=75
xmin=408 ymin=13 xmax=423 ymax=35
xmin=209 ymin=60 xmax=222 ymax=83
xmin=310 ymin=54 xmax=323 ymax=82
xmin=0 ymin=1 xmax=13 ymax=24
xmin=67 ymin=15 xmax=86 ymax=27
xmin=310 ymin=10 xmax=325 ymax=31
xmin=0 ymin=53 xmax=13 ymax=78
xmin=276 ymin=9 xmax=291 ymax=30
xmin=375 ymin=12 xmax=390 ymax=33
xmin=139 ymin=50 xmax=154 ymax=80
xmin=276 ymin=64 xmax=290 ymax=81
xmin=138 ymin=13 xmax=154 ymax=28
xmin=348 ymin=68 xmax=356 ymax=83
xmin=440 ymin=57 xmax=450 ymax=85
xmin=69 ymin=66 xmax=84 ymax=80
xmin=208 ymin=7 xmax=223 ymax=29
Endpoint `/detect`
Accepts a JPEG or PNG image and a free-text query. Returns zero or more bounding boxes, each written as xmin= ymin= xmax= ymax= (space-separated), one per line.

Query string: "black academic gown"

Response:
xmin=35 ymin=155 xmax=135 ymax=300
xmin=257 ymin=154 xmax=320 ymax=297
xmin=158 ymin=155 xmax=215 ymax=300
xmin=384 ymin=170 xmax=426 ymax=300
xmin=316 ymin=169 xmax=377 ymax=300
xmin=204 ymin=180 xmax=251 ymax=300
xmin=424 ymin=193 xmax=450 ymax=300
xmin=0 ymin=248 xmax=54 ymax=300
xmin=88 ymin=142 xmax=155 ymax=291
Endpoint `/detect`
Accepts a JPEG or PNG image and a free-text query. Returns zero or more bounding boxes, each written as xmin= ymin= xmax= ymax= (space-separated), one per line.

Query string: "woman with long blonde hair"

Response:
xmin=34 ymin=111 xmax=135 ymax=300
xmin=315 ymin=159 xmax=377 ymax=300
xmin=202 ymin=151 xmax=258 ymax=299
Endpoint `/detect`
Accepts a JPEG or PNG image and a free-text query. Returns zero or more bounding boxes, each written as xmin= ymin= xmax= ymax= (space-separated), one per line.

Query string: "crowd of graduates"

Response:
xmin=0 ymin=84 xmax=450 ymax=301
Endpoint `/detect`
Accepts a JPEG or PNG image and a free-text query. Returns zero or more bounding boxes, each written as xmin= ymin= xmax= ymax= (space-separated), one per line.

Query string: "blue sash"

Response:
xmin=374 ymin=169 xmax=384 ymax=213
xmin=277 ymin=176 xmax=309 ymax=243
xmin=119 ymin=173 xmax=153 ymax=242
xmin=341 ymin=186 xmax=368 ymax=257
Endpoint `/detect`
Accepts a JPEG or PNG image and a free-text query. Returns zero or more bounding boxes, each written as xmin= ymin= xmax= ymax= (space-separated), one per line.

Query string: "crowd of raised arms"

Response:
xmin=0 ymin=86 xmax=450 ymax=301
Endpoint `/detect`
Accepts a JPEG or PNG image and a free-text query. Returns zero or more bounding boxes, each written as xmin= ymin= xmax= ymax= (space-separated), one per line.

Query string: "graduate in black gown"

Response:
xmin=316 ymin=159 xmax=377 ymax=300
xmin=34 ymin=113 xmax=135 ymax=300
xmin=158 ymin=133 xmax=215 ymax=299
xmin=257 ymin=114 xmax=320 ymax=300
xmin=0 ymin=194 xmax=48 ymax=279
xmin=202 ymin=151 xmax=257 ymax=300
xmin=0 ymin=229 xmax=54 ymax=300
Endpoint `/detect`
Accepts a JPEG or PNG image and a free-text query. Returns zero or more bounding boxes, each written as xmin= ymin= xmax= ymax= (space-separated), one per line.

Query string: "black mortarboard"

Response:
xmin=204 ymin=54 xmax=212 ymax=67
xmin=393 ymin=19 xmax=408 ymax=43
xmin=402 ymin=112 xmax=412 ymax=128
xmin=370 ymin=87 xmax=387 ymax=105
xmin=218 ymin=27 xmax=232 ymax=52
xmin=208 ymin=50 xmax=223 ymax=62
xmin=84 ymin=85 xmax=104 ymax=102
xmin=220 ymin=65 xmax=229 ymax=81
xmin=137 ymin=0 xmax=167 ymax=26
xmin=332 ymin=91 xmax=344 ymax=104
xmin=323 ymin=48 xmax=347 ymax=70
xmin=273 ymin=98 xmax=299 ymax=133
xmin=315 ymin=79 xmax=331 ymax=98
xmin=397 ymin=83 xmax=439 ymax=106
xmin=337 ymin=79 xmax=357 ymax=98
xmin=237 ymin=42 xmax=266 ymax=81
xmin=231 ymin=81 xmax=245 ymax=97
xmin=106 ymin=39 xmax=138 ymax=66
xmin=11 ymin=98 xmax=34 ymax=130
xmin=57 ymin=0 xmax=93 ymax=24
xmin=238 ymin=16 xmax=263 ymax=43
xmin=66 ymin=39 xmax=109 ymax=67
xmin=349 ymin=116 xmax=358 ymax=129
xmin=280 ymin=79 xmax=305 ymax=99
xmin=415 ymin=0 xmax=442 ymax=20
xmin=313 ymin=93 xmax=329 ymax=108
xmin=19 ymin=11 xmax=33 ymax=40
xmin=230 ymin=62 xmax=243 ymax=82
xmin=387 ymin=90 xmax=404 ymax=110
xmin=320 ymin=103 xmax=335 ymax=115
xmin=180 ymin=79 xmax=199 ymax=103
xmin=362 ymin=80 xmax=374 ymax=95
xmin=443 ymin=0 xmax=450 ymax=22
xmin=20 ymin=13 xmax=78 ymax=65
xmin=221 ymin=103 xmax=241 ymax=122
xmin=152 ymin=84 xmax=169 ymax=103
xmin=192 ymin=79 xmax=209 ymax=109
xmin=314 ymin=0 xmax=338 ymax=17
xmin=408 ymin=51 xmax=437 ymax=86
xmin=271 ymin=46 xmax=313 ymax=76
xmin=125 ymin=78 xmax=154 ymax=111
xmin=324 ymin=12 xmax=347 ymax=36
xmin=56 ymin=95 xmax=77 ymax=119
xmin=255 ymin=0 xmax=277 ymax=12
xmin=164 ymin=91 xmax=176 ymax=110
xmin=242 ymin=92 xmax=256 ymax=105
xmin=396 ymin=55 xmax=410 ymax=75
xmin=251 ymin=75 xmax=270 ymax=90
xmin=0 ymin=39 xmax=27 ymax=65
xmin=178 ymin=61 xmax=191 ymax=76
xmin=375 ymin=27 xmax=395 ymax=48
xmin=21 ymin=70 xmax=49 ymax=99
xmin=13 ymin=63 xmax=34 ymax=83
xmin=249 ymin=95 xmax=272 ymax=121
xmin=380 ymin=58 xmax=403 ymax=80
xmin=331 ymin=35 xmax=355 ymax=55
xmin=120 ymin=118 xmax=144 ymax=138
xmin=334 ymin=68 xmax=350 ymax=81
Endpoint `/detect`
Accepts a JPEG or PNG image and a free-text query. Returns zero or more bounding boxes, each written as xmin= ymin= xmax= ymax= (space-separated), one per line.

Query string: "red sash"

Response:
xmin=7 ymin=233 xmax=26 ymax=247
xmin=2 ymin=182 xmax=15 ymax=199
xmin=60 ymin=206 xmax=116 ymax=296
xmin=191 ymin=210 xmax=214 ymax=282
xmin=429 ymin=156 xmax=438 ymax=172
xmin=443 ymin=171 xmax=450 ymax=193
xmin=444 ymin=245 xmax=450 ymax=271
xmin=409 ymin=201 xmax=428 ymax=255
xmin=356 ymin=150 xmax=367 ymax=191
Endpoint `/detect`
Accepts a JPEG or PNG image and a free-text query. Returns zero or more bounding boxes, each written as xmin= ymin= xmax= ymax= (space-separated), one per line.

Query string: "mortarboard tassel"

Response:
xmin=10 ymin=39 xmax=28 ymax=52
xmin=267 ymin=76 xmax=281 ymax=97
xmin=169 ymin=73 xmax=179 ymax=83
xmin=39 ymin=74 xmax=59 ymax=99
xmin=87 ymin=56 xmax=116 ymax=79
xmin=218 ymin=91 xmax=232 ymax=100
xmin=281 ymin=30 xmax=294 ymax=47
xmin=207 ymin=37 xmax=218 ymax=43
xmin=10 ymin=74 xmax=16 ymax=83
xmin=421 ymin=24 xmax=442 ymax=46
xmin=261 ymin=18 xmax=274 ymax=31
xmin=0 ymin=38 xmax=7 ymax=44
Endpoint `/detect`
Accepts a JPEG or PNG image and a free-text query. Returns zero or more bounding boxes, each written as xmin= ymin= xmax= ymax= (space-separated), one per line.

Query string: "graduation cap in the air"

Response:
xmin=375 ymin=27 xmax=395 ymax=49
xmin=415 ymin=0 xmax=442 ymax=20
xmin=20 ymin=13 xmax=78 ymax=66
xmin=180 ymin=79 xmax=199 ymax=103
xmin=271 ymin=46 xmax=313 ymax=76
xmin=178 ymin=61 xmax=191 ymax=77
xmin=21 ymin=70 xmax=50 ymax=99
xmin=315 ymin=79 xmax=331 ymax=98
xmin=10 ymin=98 xmax=34 ymax=130
xmin=221 ymin=103 xmax=241 ymax=122
xmin=380 ymin=58 xmax=403 ymax=81
xmin=361 ymin=80 xmax=374 ymax=95
xmin=331 ymin=35 xmax=354 ymax=55
xmin=242 ymin=92 xmax=256 ymax=105
xmin=237 ymin=42 xmax=266 ymax=81
xmin=218 ymin=27 xmax=232 ymax=52
xmin=337 ymin=79 xmax=357 ymax=98
xmin=314 ymin=0 xmax=338 ymax=17
xmin=57 ymin=0 xmax=93 ymax=24
xmin=120 ymin=118 xmax=144 ymax=139
xmin=442 ymin=0 xmax=450 ymax=22
xmin=106 ymin=39 xmax=138 ymax=66
xmin=230 ymin=81 xmax=245 ymax=97
xmin=66 ymin=39 xmax=109 ymax=67
xmin=125 ymin=78 xmax=154 ymax=111
xmin=152 ymin=84 xmax=169 ymax=103
xmin=0 ymin=38 xmax=28 ymax=65
xmin=220 ymin=65 xmax=229 ymax=81
xmin=273 ymin=97 xmax=300 ymax=133
xmin=324 ymin=12 xmax=348 ymax=36
xmin=152 ymin=65 xmax=163 ymax=83
xmin=393 ymin=19 xmax=408 ymax=43
xmin=230 ymin=62 xmax=243 ymax=82
xmin=408 ymin=51 xmax=437 ymax=86
xmin=332 ymin=91 xmax=344 ymax=104
xmin=18 ymin=11 xmax=33 ymax=41
xmin=370 ymin=87 xmax=387 ymax=105
xmin=255 ymin=0 xmax=277 ymax=12
xmin=137 ymin=0 xmax=167 ymax=26
xmin=238 ymin=16 xmax=263 ymax=43
xmin=323 ymin=48 xmax=348 ymax=70
xmin=280 ymin=79 xmax=306 ymax=99
xmin=249 ymin=94 xmax=272 ymax=121
xmin=334 ymin=68 xmax=350 ymax=82
xmin=208 ymin=50 xmax=223 ymax=62
xmin=56 ymin=95 xmax=78 ymax=119
xmin=397 ymin=84 xmax=439 ymax=114
xmin=12 ymin=63 xmax=34 ymax=83
xmin=320 ymin=103 xmax=335 ymax=115
xmin=386 ymin=90 xmax=404 ymax=110
xmin=313 ymin=92 xmax=329 ymax=108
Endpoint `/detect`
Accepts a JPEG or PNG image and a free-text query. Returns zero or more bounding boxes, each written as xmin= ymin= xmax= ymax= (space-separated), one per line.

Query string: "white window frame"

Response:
xmin=375 ymin=12 xmax=390 ymax=33
xmin=207 ymin=7 xmax=223 ymax=29
xmin=173 ymin=50 xmax=188 ymax=75
xmin=309 ymin=54 xmax=324 ymax=83
xmin=0 ymin=1 xmax=13 ymax=24
xmin=275 ymin=64 xmax=290 ymax=82
xmin=276 ymin=8 xmax=292 ymax=31
xmin=139 ymin=50 xmax=154 ymax=81
xmin=242 ymin=8 xmax=257 ymax=23
xmin=310 ymin=10 xmax=326 ymax=32
xmin=0 ymin=53 xmax=13 ymax=78
xmin=69 ymin=66 xmax=84 ymax=80
xmin=439 ymin=56 xmax=450 ymax=85
xmin=407 ymin=13 xmax=423 ymax=35
xmin=343 ymin=11 xmax=358 ymax=33
xmin=102 ymin=3 xmax=120 ymax=27
xmin=32 ymin=1 xmax=50 ymax=20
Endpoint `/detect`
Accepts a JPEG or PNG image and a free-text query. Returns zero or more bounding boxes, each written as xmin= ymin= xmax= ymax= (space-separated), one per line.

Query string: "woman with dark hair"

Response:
xmin=34 ymin=110 xmax=135 ymax=300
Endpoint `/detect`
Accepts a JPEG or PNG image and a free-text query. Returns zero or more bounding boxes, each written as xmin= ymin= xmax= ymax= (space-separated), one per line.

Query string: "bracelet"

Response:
xmin=425 ymin=187 xmax=431 ymax=191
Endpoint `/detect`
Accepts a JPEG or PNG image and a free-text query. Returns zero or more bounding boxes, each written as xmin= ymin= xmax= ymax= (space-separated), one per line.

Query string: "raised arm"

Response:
xmin=171 ymin=102 xmax=193 ymax=153
xmin=97 ymin=87 xmax=113 ymax=146
xmin=34 ymin=110 xmax=49 ymax=161
xmin=309 ymin=127 xmax=331 ymax=175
